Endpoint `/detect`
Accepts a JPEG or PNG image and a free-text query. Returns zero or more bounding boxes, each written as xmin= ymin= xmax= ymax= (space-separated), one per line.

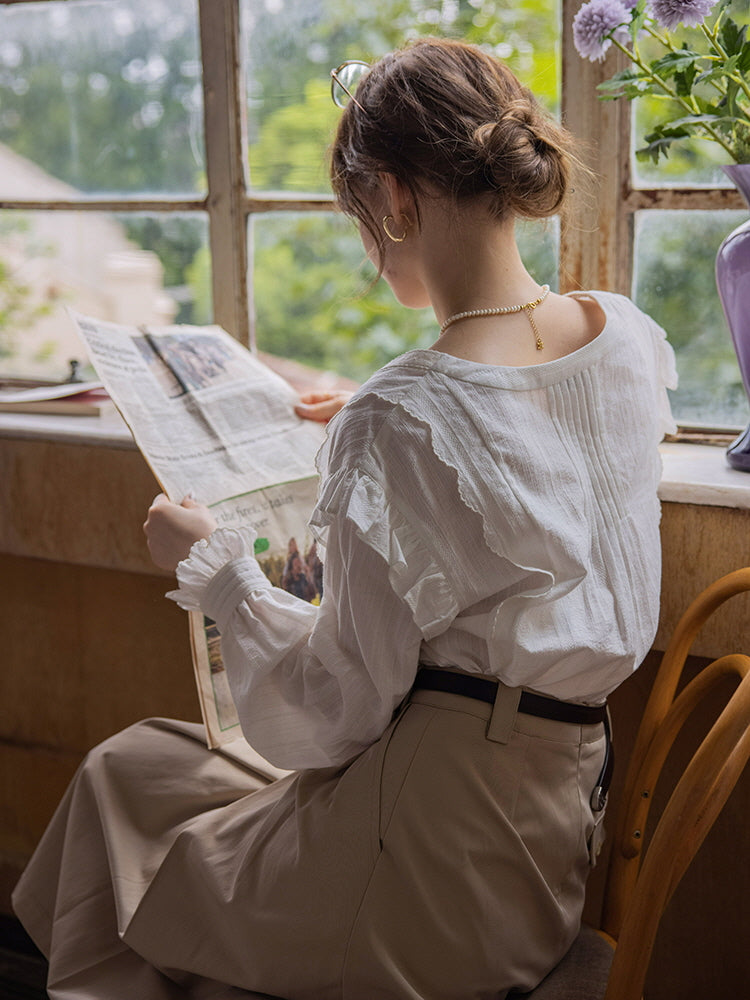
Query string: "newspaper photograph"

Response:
xmin=71 ymin=311 xmax=327 ymax=748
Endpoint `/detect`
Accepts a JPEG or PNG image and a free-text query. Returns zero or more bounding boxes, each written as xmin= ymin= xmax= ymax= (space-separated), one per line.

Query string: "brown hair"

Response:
xmin=330 ymin=38 xmax=578 ymax=265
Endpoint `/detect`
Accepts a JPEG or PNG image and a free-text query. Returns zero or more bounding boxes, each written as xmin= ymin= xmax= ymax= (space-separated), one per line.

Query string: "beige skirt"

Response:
xmin=12 ymin=685 xmax=606 ymax=1000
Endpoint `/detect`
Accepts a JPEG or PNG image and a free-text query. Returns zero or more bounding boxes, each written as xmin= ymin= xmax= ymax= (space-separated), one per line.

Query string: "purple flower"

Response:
xmin=646 ymin=0 xmax=718 ymax=29
xmin=573 ymin=0 xmax=631 ymax=62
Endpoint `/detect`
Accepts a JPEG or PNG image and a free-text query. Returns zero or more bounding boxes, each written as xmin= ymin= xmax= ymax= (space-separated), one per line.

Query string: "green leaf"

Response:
xmin=596 ymin=70 xmax=653 ymax=100
xmin=738 ymin=40 xmax=750 ymax=75
xmin=725 ymin=78 xmax=741 ymax=120
xmin=597 ymin=82 xmax=654 ymax=101
xmin=674 ymin=63 xmax=698 ymax=98
xmin=636 ymin=124 xmax=691 ymax=163
xmin=659 ymin=113 xmax=737 ymax=129
xmin=598 ymin=67 xmax=642 ymax=86
xmin=650 ymin=50 xmax=703 ymax=79
xmin=711 ymin=84 xmax=750 ymax=128
xmin=643 ymin=124 xmax=692 ymax=140
xmin=719 ymin=16 xmax=747 ymax=57
xmin=697 ymin=53 xmax=740 ymax=83
xmin=691 ymin=93 xmax=723 ymax=115
xmin=635 ymin=138 xmax=675 ymax=163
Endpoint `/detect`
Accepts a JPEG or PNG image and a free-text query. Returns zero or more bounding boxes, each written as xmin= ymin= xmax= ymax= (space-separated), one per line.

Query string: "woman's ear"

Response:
xmin=378 ymin=172 xmax=414 ymax=220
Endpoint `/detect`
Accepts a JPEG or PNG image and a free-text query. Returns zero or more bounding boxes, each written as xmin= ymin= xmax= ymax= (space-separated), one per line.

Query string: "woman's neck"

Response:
xmin=418 ymin=204 xmax=542 ymax=327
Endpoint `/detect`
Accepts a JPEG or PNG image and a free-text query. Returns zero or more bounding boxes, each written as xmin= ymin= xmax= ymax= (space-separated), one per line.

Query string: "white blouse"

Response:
xmin=169 ymin=291 xmax=677 ymax=770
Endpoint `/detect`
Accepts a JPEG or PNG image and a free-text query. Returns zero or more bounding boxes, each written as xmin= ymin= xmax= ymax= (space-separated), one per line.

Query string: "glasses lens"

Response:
xmin=331 ymin=61 xmax=369 ymax=109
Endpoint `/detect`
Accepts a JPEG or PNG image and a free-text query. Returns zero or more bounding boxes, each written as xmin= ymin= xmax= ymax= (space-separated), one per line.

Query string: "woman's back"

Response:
xmin=315 ymin=290 xmax=676 ymax=705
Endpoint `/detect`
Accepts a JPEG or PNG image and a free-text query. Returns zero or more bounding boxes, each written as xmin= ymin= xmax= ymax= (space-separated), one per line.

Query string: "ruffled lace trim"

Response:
xmin=309 ymin=468 xmax=458 ymax=640
xmin=167 ymin=525 xmax=260 ymax=611
xmin=314 ymin=385 xmax=588 ymax=647
xmin=654 ymin=318 xmax=679 ymax=438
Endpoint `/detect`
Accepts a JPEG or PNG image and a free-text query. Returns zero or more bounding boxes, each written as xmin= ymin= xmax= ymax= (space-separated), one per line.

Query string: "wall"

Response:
xmin=0 ymin=428 xmax=201 ymax=910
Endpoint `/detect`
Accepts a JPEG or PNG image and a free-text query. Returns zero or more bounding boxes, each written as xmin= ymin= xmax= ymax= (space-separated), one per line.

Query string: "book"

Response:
xmin=0 ymin=380 xmax=113 ymax=416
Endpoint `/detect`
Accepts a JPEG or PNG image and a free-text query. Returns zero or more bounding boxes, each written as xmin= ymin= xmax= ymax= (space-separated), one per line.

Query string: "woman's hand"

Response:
xmin=294 ymin=390 xmax=353 ymax=423
xmin=143 ymin=493 xmax=218 ymax=572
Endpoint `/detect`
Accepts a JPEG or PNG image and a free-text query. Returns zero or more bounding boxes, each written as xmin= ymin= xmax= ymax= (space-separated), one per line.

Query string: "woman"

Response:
xmin=13 ymin=38 xmax=676 ymax=999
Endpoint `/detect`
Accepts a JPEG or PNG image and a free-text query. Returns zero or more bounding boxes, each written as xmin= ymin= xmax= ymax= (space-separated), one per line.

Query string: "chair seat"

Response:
xmin=513 ymin=925 xmax=614 ymax=1000
xmin=207 ymin=925 xmax=614 ymax=1000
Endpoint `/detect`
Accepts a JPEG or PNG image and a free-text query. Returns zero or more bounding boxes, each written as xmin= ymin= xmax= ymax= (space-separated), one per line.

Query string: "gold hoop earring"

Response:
xmin=383 ymin=214 xmax=411 ymax=243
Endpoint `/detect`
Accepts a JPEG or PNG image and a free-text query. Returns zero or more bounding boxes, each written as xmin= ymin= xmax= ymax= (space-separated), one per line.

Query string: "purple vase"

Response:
xmin=716 ymin=163 xmax=750 ymax=471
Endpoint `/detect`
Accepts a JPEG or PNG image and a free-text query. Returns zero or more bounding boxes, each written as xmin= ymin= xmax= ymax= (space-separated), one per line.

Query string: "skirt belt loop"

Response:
xmin=486 ymin=683 xmax=523 ymax=744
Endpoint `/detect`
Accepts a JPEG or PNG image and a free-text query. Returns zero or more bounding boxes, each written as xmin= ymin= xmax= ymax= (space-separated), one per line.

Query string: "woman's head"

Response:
xmin=330 ymin=38 xmax=577 ymax=261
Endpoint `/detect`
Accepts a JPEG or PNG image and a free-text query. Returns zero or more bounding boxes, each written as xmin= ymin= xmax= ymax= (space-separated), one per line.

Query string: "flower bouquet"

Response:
xmin=572 ymin=0 xmax=750 ymax=163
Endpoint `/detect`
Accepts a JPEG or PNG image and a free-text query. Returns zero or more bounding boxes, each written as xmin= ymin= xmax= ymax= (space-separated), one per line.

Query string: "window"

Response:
xmin=561 ymin=0 xmax=750 ymax=429
xmin=0 ymin=0 xmax=560 ymax=386
xmin=0 ymin=0 xmax=211 ymax=377
xmin=1 ymin=0 xmax=746 ymax=427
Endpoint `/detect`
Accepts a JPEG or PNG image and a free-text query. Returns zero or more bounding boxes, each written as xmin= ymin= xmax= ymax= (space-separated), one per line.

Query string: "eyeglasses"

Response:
xmin=330 ymin=60 xmax=370 ymax=113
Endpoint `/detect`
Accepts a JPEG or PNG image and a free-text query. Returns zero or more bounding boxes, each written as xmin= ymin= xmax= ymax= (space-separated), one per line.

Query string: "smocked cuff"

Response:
xmin=166 ymin=526 xmax=271 ymax=618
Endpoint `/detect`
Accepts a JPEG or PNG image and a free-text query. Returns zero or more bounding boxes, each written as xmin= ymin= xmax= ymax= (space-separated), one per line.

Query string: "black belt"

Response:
xmin=413 ymin=667 xmax=613 ymax=812
xmin=413 ymin=668 xmax=607 ymax=725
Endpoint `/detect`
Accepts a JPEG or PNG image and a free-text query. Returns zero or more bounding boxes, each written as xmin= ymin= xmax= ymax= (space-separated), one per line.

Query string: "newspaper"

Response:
xmin=71 ymin=311 xmax=327 ymax=749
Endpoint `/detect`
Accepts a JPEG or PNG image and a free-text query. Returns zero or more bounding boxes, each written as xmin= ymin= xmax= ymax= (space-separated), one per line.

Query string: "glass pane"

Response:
xmin=252 ymin=212 xmax=558 ymax=384
xmin=0 ymin=0 xmax=204 ymax=197
xmin=242 ymin=0 xmax=561 ymax=195
xmin=0 ymin=210 xmax=209 ymax=378
xmin=631 ymin=0 xmax=750 ymax=187
xmin=633 ymin=210 xmax=750 ymax=427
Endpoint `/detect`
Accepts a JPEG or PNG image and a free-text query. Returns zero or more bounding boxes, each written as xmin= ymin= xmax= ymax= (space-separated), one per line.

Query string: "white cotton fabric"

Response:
xmin=169 ymin=291 xmax=677 ymax=771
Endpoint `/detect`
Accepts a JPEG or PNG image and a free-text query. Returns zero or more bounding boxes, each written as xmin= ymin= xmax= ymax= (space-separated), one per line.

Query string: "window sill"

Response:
xmin=658 ymin=440 xmax=750 ymax=509
xmin=1 ymin=412 xmax=749 ymax=508
xmin=0 ymin=409 xmax=136 ymax=449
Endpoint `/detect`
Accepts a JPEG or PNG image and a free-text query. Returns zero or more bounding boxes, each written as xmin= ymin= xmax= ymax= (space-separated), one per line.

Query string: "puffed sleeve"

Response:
xmin=167 ymin=468 xmax=447 ymax=770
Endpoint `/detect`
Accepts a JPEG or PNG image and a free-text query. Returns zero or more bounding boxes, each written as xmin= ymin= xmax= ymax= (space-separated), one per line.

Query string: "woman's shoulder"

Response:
xmin=318 ymin=357 xmax=437 ymax=470
xmin=574 ymin=289 xmax=664 ymax=334
xmin=333 ymin=353 xmax=445 ymax=431
xmin=314 ymin=352 xmax=500 ymax=505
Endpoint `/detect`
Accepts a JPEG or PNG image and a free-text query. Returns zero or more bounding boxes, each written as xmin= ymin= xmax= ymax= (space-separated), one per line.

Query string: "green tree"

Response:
xmin=0 ymin=0 xmax=204 ymax=194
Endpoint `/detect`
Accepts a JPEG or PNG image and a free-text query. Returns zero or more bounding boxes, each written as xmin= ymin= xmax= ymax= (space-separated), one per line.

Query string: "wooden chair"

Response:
xmin=524 ymin=566 xmax=750 ymax=1000
xmin=213 ymin=568 xmax=750 ymax=1000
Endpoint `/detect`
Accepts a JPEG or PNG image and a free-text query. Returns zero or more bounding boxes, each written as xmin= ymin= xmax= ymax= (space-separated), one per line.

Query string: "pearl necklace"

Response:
xmin=439 ymin=284 xmax=551 ymax=351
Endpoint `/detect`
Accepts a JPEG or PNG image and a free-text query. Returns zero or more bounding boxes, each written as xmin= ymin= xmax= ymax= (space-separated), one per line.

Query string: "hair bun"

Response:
xmin=473 ymin=101 xmax=568 ymax=218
